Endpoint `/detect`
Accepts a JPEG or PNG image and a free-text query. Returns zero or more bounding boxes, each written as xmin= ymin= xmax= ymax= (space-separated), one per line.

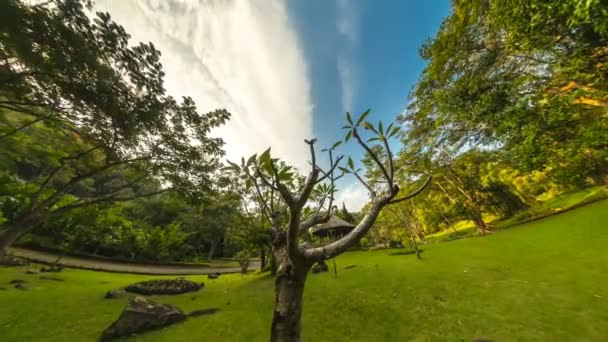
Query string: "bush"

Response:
xmin=235 ymin=250 xmax=251 ymax=274
xmin=125 ymin=278 xmax=201 ymax=295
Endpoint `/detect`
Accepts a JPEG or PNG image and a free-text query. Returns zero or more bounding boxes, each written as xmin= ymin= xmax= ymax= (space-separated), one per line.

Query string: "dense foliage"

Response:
xmin=1 ymin=0 xmax=607 ymax=263
xmin=0 ymin=0 xmax=233 ymax=260
xmin=365 ymin=0 xmax=608 ymax=241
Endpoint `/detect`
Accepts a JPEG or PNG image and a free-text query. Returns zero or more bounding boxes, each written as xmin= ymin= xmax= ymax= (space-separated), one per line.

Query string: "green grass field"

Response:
xmin=2 ymin=200 xmax=608 ymax=341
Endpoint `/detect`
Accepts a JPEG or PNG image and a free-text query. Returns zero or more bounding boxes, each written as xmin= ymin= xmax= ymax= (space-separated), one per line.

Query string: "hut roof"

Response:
xmin=310 ymin=215 xmax=355 ymax=236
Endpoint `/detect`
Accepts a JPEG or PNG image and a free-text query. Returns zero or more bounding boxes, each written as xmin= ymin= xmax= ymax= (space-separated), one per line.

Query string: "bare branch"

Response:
xmin=352 ymin=128 xmax=391 ymax=183
xmin=243 ymin=166 xmax=273 ymax=219
xmin=298 ymin=140 xmax=320 ymax=207
xmin=388 ymin=175 xmax=433 ymax=204
xmin=353 ymin=170 xmax=375 ymax=197
xmin=302 ymin=192 xmax=394 ymax=260
xmin=316 ymin=155 xmax=344 ymax=184
xmin=382 ymin=137 xmax=395 ymax=183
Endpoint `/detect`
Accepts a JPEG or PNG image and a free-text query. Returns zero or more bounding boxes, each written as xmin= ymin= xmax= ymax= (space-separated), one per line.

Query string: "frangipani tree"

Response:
xmin=224 ymin=110 xmax=431 ymax=342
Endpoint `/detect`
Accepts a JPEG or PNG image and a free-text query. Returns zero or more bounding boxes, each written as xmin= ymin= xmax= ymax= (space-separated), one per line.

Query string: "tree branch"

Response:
xmin=52 ymin=188 xmax=170 ymax=215
xmin=388 ymin=175 xmax=433 ymax=204
xmin=352 ymin=128 xmax=391 ymax=183
xmin=382 ymin=138 xmax=395 ymax=183
xmin=302 ymin=192 xmax=395 ymax=260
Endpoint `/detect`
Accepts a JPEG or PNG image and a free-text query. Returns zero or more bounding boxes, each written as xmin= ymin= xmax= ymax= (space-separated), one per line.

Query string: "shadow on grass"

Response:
xmin=388 ymin=250 xmax=424 ymax=256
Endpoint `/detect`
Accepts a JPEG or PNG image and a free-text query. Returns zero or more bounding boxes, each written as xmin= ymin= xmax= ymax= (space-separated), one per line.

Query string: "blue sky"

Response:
xmin=289 ymin=1 xmax=449 ymax=159
xmin=95 ymin=0 xmax=450 ymax=209
xmin=289 ymin=0 xmax=450 ymax=208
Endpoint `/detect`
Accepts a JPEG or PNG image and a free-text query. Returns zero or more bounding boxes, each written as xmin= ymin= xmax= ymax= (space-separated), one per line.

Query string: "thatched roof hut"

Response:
xmin=310 ymin=215 xmax=355 ymax=238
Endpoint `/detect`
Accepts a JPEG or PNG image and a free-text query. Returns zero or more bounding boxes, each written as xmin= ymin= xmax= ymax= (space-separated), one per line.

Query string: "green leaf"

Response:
xmin=262 ymin=159 xmax=274 ymax=174
xmin=389 ymin=126 xmax=400 ymax=138
xmin=378 ymin=121 xmax=384 ymax=135
xmin=348 ymin=156 xmax=354 ymax=169
xmin=346 ymin=112 xmax=353 ymax=125
xmin=345 ymin=130 xmax=352 ymax=142
xmin=368 ymin=137 xmax=380 ymax=142
xmin=331 ymin=141 xmax=342 ymax=149
xmin=356 ymin=109 xmax=371 ymax=127
xmin=247 ymin=154 xmax=257 ymax=166
xmin=321 ymin=148 xmax=328 ymax=152
xmin=338 ymin=166 xmax=351 ymax=174
xmin=278 ymin=170 xmax=293 ymax=181
xmin=259 ymin=147 xmax=271 ymax=164
xmin=386 ymin=123 xmax=394 ymax=135
xmin=227 ymin=160 xmax=240 ymax=169
xmin=342 ymin=125 xmax=352 ymax=129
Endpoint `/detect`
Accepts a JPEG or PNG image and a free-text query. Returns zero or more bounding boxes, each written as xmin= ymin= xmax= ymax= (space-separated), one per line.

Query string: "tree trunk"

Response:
xmin=0 ymin=226 xmax=24 ymax=258
xmin=260 ymin=245 xmax=267 ymax=271
xmin=406 ymin=222 xmax=421 ymax=260
xmin=270 ymin=231 xmax=311 ymax=342
xmin=471 ymin=208 xmax=491 ymax=235
xmin=270 ymin=261 xmax=309 ymax=342
xmin=0 ymin=213 xmax=39 ymax=258
xmin=207 ymin=238 xmax=219 ymax=260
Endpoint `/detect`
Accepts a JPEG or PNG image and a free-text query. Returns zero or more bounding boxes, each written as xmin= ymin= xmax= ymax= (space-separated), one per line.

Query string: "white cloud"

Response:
xmin=336 ymin=0 xmax=357 ymax=45
xmin=335 ymin=0 xmax=358 ymax=113
xmin=94 ymin=0 xmax=313 ymax=169
xmin=336 ymin=56 xmax=355 ymax=114
xmin=335 ymin=181 xmax=370 ymax=212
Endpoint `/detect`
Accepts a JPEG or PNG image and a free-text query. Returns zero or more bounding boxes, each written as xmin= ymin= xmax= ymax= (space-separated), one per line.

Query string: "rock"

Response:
xmin=14 ymin=283 xmax=29 ymax=290
xmin=0 ymin=256 xmax=29 ymax=266
xmin=105 ymin=289 xmax=128 ymax=299
xmin=40 ymin=266 xmax=63 ymax=273
xmin=207 ymin=272 xmax=221 ymax=279
xmin=39 ymin=276 xmax=63 ymax=281
xmin=125 ymin=278 xmax=201 ymax=295
xmin=344 ymin=265 xmax=357 ymax=269
xmin=311 ymin=261 xmax=329 ymax=274
xmin=25 ymin=269 xmax=39 ymax=275
xmin=188 ymin=308 xmax=220 ymax=317
xmin=9 ymin=279 xmax=26 ymax=284
xmin=100 ymin=296 xmax=187 ymax=341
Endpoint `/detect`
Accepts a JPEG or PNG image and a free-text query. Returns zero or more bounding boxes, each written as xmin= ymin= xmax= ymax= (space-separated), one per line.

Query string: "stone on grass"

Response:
xmin=9 ymin=279 xmax=26 ymax=284
xmin=207 ymin=272 xmax=221 ymax=279
xmin=188 ymin=308 xmax=220 ymax=317
xmin=25 ymin=269 xmax=39 ymax=274
xmin=105 ymin=289 xmax=129 ymax=299
xmin=125 ymin=278 xmax=201 ymax=295
xmin=311 ymin=260 xmax=329 ymax=274
xmin=14 ymin=283 xmax=29 ymax=290
xmin=0 ymin=257 xmax=29 ymax=266
xmin=100 ymin=296 xmax=187 ymax=341
xmin=39 ymin=276 xmax=64 ymax=281
xmin=40 ymin=266 xmax=63 ymax=273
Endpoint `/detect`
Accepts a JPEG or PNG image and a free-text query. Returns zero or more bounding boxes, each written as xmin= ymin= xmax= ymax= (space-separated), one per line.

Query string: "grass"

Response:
xmin=425 ymin=185 xmax=608 ymax=242
xmin=1 ymin=199 xmax=608 ymax=341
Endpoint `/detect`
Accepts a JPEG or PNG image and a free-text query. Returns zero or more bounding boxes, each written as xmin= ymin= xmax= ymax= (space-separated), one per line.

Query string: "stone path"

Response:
xmin=9 ymin=247 xmax=259 ymax=275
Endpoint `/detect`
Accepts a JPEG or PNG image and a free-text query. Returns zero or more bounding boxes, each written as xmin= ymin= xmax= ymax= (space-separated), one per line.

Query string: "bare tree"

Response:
xmin=225 ymin=110 xmax=431 ymax=341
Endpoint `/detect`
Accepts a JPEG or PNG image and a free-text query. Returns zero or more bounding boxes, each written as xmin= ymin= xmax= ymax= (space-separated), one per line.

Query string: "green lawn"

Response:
xmin=425 ymin=185 xmax=608 ymax=242
xmin=2 ymin=200 xmax=608 ymax=341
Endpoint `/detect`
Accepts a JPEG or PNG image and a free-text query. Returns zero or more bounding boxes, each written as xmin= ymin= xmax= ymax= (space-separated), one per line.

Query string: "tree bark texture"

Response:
xmin=0 ymin=213 xmax=39 ymax=258
xmin=270 ymin=233 xmax=311 ymax=342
